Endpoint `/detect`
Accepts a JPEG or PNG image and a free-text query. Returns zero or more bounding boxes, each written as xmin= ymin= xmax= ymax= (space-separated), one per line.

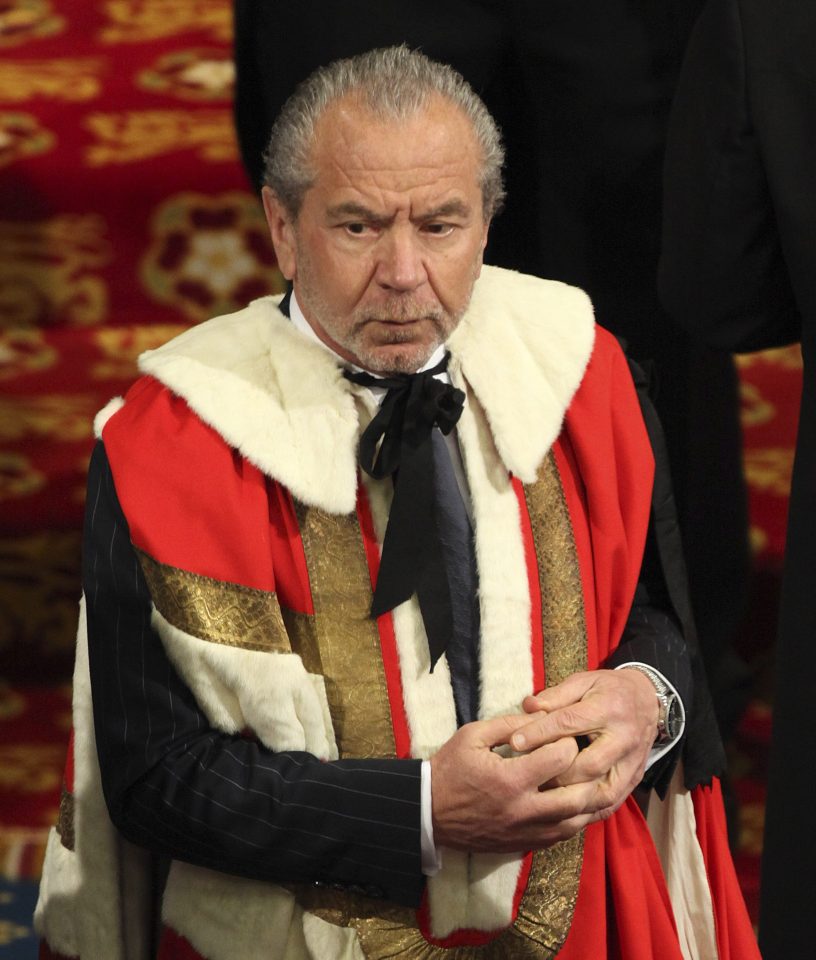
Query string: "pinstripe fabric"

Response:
xmin=83 ymin=442 xmax=424 ymax=906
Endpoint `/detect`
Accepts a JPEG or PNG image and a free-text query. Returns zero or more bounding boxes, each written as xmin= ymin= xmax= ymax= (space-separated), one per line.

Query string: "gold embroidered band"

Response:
xmin=136 ymin=548 xmax=291 ymax=653
xmin=290 ymin=452 xmax=588 ymax=957
xmin=292 ymin=500 xmax=395 ymax=760
xmin=524 ymin=451 xmax=589 ymax=686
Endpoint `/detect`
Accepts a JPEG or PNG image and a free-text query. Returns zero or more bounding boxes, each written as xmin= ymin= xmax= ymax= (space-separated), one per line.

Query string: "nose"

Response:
xmin=374 ymin=227 xmax=427 ymax=292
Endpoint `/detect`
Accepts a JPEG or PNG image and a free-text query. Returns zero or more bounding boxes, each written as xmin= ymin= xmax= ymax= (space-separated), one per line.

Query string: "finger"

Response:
xmin=472 ymin=712 xmax=538 ymax=749
xmin=546 ymin=735 xmax=641 ymax=790
xmin=522 ymin=672 xmax=597 ymax=715
xmin=533 ymin=775 xmax=623 ymax=823
xmin=511 ymin=700 xmax=603 ymax=752
xmin=511 ymin=736 xmax=580 ymax=790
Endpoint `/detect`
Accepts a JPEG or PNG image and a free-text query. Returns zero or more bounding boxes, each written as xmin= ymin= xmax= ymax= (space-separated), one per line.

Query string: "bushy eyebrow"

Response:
xmin=326 ymin=199 xmax=473 ymax=223
xmin=419 ymin=200 xmax=472 ymax=220
xmin=326 ymin=201 xmax=385 ymax=222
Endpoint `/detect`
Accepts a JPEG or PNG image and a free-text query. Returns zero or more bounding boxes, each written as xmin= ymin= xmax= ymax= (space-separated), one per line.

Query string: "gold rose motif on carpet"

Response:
xmin=85 ymin=110 xmax=237 ymax=164
xmin=0 ymin=330 xmax=56 ymax=380
xmin=0 ymin=0 xmax=63 ymax=48
xmin=0 ymin=113 xmax=54 ymax=168
xmin=740 ymin=382 xmax=776 ymax=429
xmin=0 ymin=453 xmax=44 ymax=499
xmin=138 ymin=49 xmax=234 ymax=101
xmin=99 ymin=0 xmax=231 ymax=43
xmin=0 ymin=531 xmax=83 ymax=665
xmin=736 ymin=344 xmax=803 ymax=370
xmin=743 ymin=448 xmax=795 ymax=497
xmin=0 ymin=744 xmax=63 ymax=793
xmin=0 ymin=58 xmax=103 ymax=101
xmin=142 ymin=192 xmax=282 ymax=322
xmin=0 ymin=216 xmax=110 ymax=327
xmin=0 ymin=395 xmax=98 ymax=442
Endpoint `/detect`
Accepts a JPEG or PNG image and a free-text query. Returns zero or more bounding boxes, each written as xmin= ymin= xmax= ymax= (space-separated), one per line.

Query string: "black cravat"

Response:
xmin=345 ymin=356 xmax=466 ymax=671
xmin=430 ymin=429 xmax=481 ymax=723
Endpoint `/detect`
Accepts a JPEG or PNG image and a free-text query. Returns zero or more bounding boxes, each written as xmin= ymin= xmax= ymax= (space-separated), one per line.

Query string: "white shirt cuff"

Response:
xmin=420 ymin=759 xmax=442 ymax=875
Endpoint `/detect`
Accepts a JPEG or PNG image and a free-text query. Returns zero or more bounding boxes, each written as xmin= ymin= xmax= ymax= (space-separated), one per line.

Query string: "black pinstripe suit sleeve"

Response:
xmin=83 ymin=441 xmax=424 ymax=907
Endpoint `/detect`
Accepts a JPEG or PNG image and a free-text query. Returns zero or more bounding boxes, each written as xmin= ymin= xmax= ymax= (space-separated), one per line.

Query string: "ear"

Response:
xmin=262 ymin=187 xmax=297 ymax=280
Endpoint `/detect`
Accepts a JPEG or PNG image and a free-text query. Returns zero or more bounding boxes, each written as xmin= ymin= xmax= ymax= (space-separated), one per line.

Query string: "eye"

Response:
xmin=343 ymin=221 xmax=379 ymax=237
xmin=422 ymin=222 xmax=455 ymax=236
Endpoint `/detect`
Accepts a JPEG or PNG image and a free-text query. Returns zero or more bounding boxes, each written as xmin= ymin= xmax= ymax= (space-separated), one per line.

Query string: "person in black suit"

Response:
xmin=233 ymin=0 xmax=752 ymax=741
xmin=659 ymin=1 xmax=816 ymax=956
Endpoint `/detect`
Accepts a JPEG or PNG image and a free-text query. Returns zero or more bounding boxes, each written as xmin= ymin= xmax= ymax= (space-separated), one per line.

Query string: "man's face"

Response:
xmin=263 ymin=94 xmax=490 ymax=374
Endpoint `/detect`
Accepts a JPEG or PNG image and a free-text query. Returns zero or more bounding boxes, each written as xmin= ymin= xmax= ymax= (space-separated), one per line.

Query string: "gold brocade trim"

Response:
xmin=290 ymin=454 xmax=587 ymax=957
xmin=56 ymin=786 xmax=74 ymax=851
xmin=280 ymin=608 xmax=319 ymax=674
xmin=136 ymin=549 xmax=291 ymax=653
xmin=292 ymin=501 xmax=395 ymax=760
xmin=525 ymin=452 xmax=589 ymax=685
xmin=295 ymin=836 xmax=583 ymax=959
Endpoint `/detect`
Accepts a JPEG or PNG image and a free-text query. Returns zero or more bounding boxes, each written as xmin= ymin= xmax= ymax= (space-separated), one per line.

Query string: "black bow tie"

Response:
xmin=345 ymin=355 xmax=466 ymax=670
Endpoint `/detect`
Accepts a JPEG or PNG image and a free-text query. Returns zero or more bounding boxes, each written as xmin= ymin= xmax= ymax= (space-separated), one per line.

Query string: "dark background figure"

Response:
xmin=659 ymin=0 xmax=816 ymax=955
xmin=233 ymin=0 xmax=751 ymax=742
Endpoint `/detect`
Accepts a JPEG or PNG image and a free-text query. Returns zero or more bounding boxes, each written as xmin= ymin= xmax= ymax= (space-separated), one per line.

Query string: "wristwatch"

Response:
xmin=622 ymin=663 xmax=683 ymax=744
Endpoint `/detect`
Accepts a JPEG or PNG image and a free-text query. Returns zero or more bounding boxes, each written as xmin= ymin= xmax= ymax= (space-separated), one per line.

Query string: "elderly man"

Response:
xmin=36 ymin=47 xmax=756 ymax=960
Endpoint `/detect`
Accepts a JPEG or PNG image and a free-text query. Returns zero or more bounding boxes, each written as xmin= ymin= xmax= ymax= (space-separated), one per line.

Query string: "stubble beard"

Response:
xmin=293 ymin=241 xmax=481 ymax=375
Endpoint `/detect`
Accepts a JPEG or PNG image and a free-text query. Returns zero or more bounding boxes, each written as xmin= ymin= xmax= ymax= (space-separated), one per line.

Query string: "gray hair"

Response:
xmin=263 ymin=45 xmax=505 ymax=221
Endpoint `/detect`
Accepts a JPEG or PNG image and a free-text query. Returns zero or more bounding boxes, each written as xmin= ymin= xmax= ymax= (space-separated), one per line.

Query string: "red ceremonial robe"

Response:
xmin=36 ymin=265 xmax=757 ymax=960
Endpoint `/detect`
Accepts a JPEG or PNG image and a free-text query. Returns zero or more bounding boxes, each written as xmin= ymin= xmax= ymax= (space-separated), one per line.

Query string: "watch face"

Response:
xmin=665 ymin=695 xmax=682 ymax=740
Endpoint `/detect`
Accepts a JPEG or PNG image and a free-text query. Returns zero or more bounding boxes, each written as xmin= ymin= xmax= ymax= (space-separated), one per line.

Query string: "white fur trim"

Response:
xmin=153 ymin=608 xmax=339 ymax=761
xmin=302 ymin=912 xmax=366 ymax=960
xmin=93 ymin=396 xmax=125 ymax=439
xmin=162 ymin=861 xmax=309 ymax=960
xmin=35 ymin=597 xmax=153 ymax=960
xmin=646 ymin=764 xmax=719 ymax=960
xmin=136 ymin=267 xmax=595 ymax=511
xmin=448 ymin=266 xmax=595 ymax=483
xmin=361 ymin=381 xmax=534 ymax=936
xmin=139 ymin=298 xmax=360 ymax=514
xmin=456 ymin=386 xmax=534 ymax=721
xmin=432 ymin=379 xmax=532 ymax=933
xmin=162 ymin=861 xmax=371 ymax=960
xmin=34 ymin=829 xmax=81 ymax=957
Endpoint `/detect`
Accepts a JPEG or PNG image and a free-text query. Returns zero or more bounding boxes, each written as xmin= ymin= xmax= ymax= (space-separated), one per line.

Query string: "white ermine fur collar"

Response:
xmin=138 ymin=265 xmax=595 ymax=513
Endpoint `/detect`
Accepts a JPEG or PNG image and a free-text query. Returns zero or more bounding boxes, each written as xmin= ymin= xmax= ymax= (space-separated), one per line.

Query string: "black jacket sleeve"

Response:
xmin=84 ymin=441 xmax=424 ymax=907
xmin=607 ymin=356 xmax=726 ymax=794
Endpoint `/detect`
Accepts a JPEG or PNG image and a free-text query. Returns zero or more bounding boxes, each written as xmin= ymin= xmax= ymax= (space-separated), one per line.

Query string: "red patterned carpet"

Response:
xmin=0 ymin=0 xmax=803 ymax=951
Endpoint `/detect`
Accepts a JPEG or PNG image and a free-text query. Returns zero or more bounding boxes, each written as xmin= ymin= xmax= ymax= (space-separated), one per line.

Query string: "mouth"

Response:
xmin=364 ymin=314 xmax=437 ymax=327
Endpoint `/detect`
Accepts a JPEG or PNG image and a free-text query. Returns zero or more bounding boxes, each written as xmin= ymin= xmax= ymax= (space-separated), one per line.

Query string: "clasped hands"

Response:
xmin=430 ymin=668 xmax=659 ymax=852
